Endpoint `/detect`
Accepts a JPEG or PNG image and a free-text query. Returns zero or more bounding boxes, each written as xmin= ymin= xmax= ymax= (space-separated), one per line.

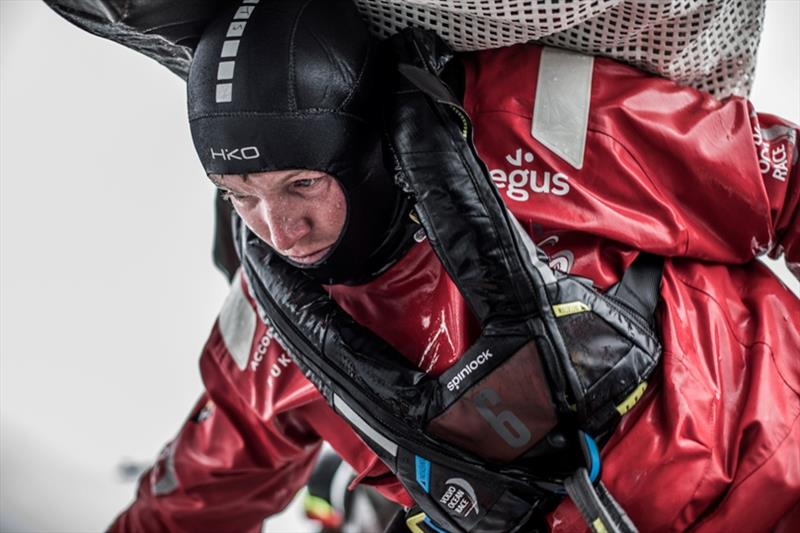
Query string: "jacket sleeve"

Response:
xmin=465 ymin=47 xmax=800 ymax=278
xmin=750 ymin=109 xmax=800 ymax=274
xmin=109 ymin=275 xmax=323 ymax=532
xmin=593 ymin=61 xmax=800 ymax=275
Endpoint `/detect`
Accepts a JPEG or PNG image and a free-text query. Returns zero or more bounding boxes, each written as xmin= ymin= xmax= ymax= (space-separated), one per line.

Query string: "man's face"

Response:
xmin=211 ymin=170 xmax=347 ymax=264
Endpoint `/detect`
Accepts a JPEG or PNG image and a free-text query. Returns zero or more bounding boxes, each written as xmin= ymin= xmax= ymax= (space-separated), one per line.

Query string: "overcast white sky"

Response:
xmin=1 ymin=1 xmax=798 ymax=532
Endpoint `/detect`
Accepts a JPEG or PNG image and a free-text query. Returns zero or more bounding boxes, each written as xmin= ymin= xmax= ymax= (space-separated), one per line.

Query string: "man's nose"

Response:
xmin=262 ymin=200 xmax=311 ymax=252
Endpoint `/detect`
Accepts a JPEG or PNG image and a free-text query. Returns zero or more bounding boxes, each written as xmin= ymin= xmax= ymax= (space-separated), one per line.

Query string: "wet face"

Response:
xmin=211 ymin=170 xmax=347 ymax=265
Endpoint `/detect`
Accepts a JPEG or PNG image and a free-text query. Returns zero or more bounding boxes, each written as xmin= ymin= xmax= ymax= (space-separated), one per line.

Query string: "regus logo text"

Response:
xmin=490 ymin=148 xmax=570 ymax=200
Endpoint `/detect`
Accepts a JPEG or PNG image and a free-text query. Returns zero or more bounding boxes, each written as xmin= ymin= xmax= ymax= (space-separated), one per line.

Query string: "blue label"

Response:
xmin=415 ymin=455 xmax=431 ymax=493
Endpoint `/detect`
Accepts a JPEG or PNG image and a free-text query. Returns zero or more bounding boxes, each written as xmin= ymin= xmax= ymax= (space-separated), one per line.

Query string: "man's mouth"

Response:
xmin=286 ymin=246 xmax=332 ymax=265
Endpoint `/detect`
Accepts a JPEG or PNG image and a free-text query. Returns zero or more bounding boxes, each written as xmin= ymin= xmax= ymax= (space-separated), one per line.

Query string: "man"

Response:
xmin=111 ymin=0 xmax=799 ymax=531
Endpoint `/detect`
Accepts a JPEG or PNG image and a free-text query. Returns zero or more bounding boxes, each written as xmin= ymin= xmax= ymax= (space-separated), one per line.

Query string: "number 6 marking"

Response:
xmin=474 ymin=388 xmax=531 ymax=448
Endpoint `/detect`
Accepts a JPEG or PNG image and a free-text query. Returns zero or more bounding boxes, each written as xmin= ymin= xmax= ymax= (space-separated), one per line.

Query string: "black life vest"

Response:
xmin=238 ymin=29 xmax=663 ymax=533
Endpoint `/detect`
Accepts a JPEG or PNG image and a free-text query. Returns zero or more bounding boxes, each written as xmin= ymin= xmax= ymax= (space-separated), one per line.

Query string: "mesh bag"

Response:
xmin=46 ymin=0 xmax=766 ymax=98
xmin=355 ymin=0 xmax=766 ymax=97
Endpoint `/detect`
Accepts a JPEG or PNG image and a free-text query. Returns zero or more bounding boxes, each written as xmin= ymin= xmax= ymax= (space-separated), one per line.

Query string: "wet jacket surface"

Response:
xmin=111 ymin=44 xmax=800 ymax=532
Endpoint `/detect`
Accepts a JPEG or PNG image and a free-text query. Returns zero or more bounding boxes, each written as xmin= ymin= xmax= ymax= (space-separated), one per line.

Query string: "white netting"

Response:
xmin=355 ymin=0 xmax=766 ymax=98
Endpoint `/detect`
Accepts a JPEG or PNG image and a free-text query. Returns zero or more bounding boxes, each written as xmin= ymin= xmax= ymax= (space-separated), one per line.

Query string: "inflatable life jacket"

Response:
xmin=238 ymin=30 xmax=663 ymax=533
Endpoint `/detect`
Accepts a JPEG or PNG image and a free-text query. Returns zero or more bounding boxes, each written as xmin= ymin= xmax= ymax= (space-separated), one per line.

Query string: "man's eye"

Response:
xmin=221 ymin=190 xmax=250 ymax=202
xmin=293 ymin=178 xmax=321 ymax=189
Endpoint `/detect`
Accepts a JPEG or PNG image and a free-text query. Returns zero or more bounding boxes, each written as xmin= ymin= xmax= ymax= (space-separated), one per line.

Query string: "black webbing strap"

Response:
xmin=608 ymin=253 xmax=664 ymax=323
xmin=564 ymin=468 xmax=638 ymax=533
xmin=384 ymin=508 xmax=409 ymax=533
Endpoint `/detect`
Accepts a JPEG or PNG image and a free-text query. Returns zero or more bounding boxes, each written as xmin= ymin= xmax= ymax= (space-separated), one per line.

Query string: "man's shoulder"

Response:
xmin=202 ymin=271 xmax=322 ymax=417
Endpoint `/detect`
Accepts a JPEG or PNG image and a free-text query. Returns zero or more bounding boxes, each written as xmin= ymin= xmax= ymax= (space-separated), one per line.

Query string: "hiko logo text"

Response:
xmin=210 ymin=146 xmax=260 ymax=161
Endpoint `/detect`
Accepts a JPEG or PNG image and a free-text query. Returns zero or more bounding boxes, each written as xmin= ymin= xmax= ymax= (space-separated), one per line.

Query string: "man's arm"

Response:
xmin=466 ymin=46 xmax=800 ymax=278
xmin=609 ymin=86 xmax=800 ymax=275
xmin=593 ymin=56 xmax=800 ymax=273
xmin=110 ymin=274 xmax=324 ymax=532
xmin=109 ymin=395 xmax=320 ymax=532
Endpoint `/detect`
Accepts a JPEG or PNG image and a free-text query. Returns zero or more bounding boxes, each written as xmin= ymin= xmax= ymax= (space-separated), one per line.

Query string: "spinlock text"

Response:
xmin=446 ymin=350 xmax=493 ymax=391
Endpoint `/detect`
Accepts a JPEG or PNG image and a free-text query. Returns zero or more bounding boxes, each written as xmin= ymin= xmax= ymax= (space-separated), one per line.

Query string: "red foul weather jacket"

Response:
xmin=111 ymin=44 xmax=800 ymax=532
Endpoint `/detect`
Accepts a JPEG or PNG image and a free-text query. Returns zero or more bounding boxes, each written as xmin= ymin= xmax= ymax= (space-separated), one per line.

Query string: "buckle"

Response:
xmin=405 ymin=509 xmax=450 ymax=533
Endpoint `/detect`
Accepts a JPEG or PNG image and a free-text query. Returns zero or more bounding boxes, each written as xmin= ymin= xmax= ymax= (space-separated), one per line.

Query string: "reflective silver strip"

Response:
xmin=225 ymin=20 xmax=247 ymax=38
xmin=217 ymin=61 xmax=235 ymax=80
xmin=152 ymin=443 xmax=179 ymax=496
xmin=234 ymin=6 xmax=256 ymax=19
xmin=532 ymin=47 xmax=594 ymax=170
xmin=218 ymin=271 xmax=257 ymax=371
xmin=221 ymin=40 xmax=240 ymax=58
xmin=216 ymin=83 xmax=232 ymax=103
xmin=333 ymin=394 xmax=398 ymax=457
xmin=227 ymin=21 xmax=247 ymax=38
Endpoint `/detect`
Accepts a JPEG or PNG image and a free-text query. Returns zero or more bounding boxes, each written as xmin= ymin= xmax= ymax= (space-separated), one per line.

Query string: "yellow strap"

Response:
xmin=406 ymin=512 xmax=428 ymax=533
xmin=616 ymin=382 xmax=648 ymax=416
xmin=552 ymin=301 xmax=591 ymax=317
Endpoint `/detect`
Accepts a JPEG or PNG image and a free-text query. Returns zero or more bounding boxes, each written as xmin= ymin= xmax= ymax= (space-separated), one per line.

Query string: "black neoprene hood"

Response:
xmin=187 ymin=0 xmax=414 ymax=284
xmin=188 ymin=0 xmax=383 ymax=175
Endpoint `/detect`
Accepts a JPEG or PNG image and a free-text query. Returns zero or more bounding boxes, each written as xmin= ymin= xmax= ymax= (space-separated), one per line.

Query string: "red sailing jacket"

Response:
xmin=111 ymin=44 xmax=800 ymax=532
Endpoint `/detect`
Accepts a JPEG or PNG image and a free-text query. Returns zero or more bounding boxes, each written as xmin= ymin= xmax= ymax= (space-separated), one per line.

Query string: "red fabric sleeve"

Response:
xmin=109 ymin=316 xmax=323 ymax=532
xmin=590 ymin=57 xmax=800 ymax=273
xmin=755 ymin=111 xmax=800 ymax=276
xmin=465 ymin=46 xmax=800 ymax=277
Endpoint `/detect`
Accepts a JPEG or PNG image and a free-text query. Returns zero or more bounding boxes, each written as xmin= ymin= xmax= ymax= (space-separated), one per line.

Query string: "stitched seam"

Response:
xmin=287 ymin=0 xmax=315 ymax=112
xmin=141 ymin=18 xmax=210 ymax=34
xmin=690 ymin=403 xmax=800 ymax=530
xmin=676 ymin=272 xmax=799 ymax=394
xmin=588 ymin=127 xmax=687 ymax=254
xmin=189 ymin=110 xmax=370 ymax=123
xmin=340 ymin=35 xmax=371 ymax=110
xmin=667 ymin=272 xmax=800 ymax=527
xmin=670 ymin=392 xmax=717 ymax=530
